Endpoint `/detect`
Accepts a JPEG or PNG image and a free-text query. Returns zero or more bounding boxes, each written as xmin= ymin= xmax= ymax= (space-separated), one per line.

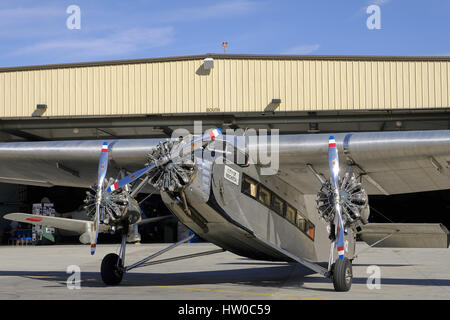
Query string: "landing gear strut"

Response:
xmin=100 ymin=233 xmax=225 ymax=286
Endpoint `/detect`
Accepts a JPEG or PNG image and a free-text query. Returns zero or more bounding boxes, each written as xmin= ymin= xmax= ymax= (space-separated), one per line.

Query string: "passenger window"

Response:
xmin=306 ymin=222 xmax=315 ymax=240
xmin=241 ymin=173 xmax=314 ymax=241
xmin=258 ymin=186 xmax=271 ymax=207
xmin=272 ymin=195 xmax=285 ymax=216
xmin=286 ymin=205 xmax=296 ymax=224
xmin=296 ymin=214 xmax=306 ymax=232
xmin=242 ymin=176 xmax=258 ymax=198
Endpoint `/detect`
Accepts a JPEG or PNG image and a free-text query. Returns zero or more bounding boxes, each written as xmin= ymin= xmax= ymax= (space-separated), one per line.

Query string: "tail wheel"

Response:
xmin=101 ymin=253 xmax=124 ymax=285
xmin=331 ymin=257 xmax=352 ymax=292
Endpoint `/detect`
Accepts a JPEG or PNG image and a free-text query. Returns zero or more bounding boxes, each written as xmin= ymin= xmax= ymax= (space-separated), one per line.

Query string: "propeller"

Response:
xmin=328 ymin=136 xmax=345 ymax=260
xmin=90 ymin=141 xmax=109 ymax=255
xmin=107 ymin=128 xmax=222 ymax=193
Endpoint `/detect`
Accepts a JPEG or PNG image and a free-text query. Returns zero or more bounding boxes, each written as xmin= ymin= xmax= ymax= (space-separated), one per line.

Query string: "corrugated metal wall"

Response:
xmin=0 ymin=57 xmax=449 ymax=118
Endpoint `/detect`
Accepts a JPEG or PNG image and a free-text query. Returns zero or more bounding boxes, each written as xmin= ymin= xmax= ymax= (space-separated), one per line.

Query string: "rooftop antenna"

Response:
xmin=222 ymin=42 xmax=228 ymax=53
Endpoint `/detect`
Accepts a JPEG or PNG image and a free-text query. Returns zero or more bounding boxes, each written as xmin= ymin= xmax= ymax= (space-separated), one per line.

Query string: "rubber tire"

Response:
xmin=331 ymin=257 xmax=352 ymax=292
xmin=101 ymin=253 xmax=124 ymax=285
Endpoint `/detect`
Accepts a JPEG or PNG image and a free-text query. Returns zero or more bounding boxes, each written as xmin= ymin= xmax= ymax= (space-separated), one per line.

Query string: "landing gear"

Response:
xmin=101 ymin=232 xmax=127 ymax=285
xmin=100 ymin=233 xmax=225 ymax=286
xmin=331 ymin=257 xmax=353 ymax=292
xmin=101 ymin=253 xmax=124 ymax=285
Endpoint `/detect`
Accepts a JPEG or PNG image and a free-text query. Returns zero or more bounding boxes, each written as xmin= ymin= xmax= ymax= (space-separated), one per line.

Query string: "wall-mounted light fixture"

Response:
xmin=203 ymin=58 xmax=214 ymax=70
xmin=271 ymin=98 xmax=282 ymax=104
xmin=263 ymin=99 xmax=281 ymax=114
xmin=32 ymin=104 xmax=47 ymax=117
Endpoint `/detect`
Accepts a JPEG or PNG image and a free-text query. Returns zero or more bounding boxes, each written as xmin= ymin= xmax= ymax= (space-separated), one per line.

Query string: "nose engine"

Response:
xmin=145 ymin=136 xmax=197 ymax=193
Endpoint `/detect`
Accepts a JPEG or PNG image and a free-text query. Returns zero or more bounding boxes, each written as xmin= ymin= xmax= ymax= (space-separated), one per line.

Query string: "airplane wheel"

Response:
xmin=331 ymin=257 xmax=352 ymax=292
xmin=101 ymin=253 xmax=124 ymax=285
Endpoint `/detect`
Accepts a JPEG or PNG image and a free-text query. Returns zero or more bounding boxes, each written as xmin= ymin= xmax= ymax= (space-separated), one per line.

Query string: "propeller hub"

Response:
xmin=316 ymin=170 xmax=369 ymax=229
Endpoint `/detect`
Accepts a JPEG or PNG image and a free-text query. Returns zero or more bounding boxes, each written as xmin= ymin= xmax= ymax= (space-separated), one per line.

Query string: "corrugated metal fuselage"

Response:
xmin=161 ymin=158 xmax=356 ymax=264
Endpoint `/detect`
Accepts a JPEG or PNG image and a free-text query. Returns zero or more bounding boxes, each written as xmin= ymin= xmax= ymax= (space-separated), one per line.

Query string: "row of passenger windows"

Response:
xmin=241 ymin=174 xmax=315 ymax=240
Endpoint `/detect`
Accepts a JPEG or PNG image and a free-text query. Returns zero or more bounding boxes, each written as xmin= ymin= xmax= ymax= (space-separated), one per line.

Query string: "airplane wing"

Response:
xmin=0 ymin=138 xmax=161 ymax=188
xmin=253 ymin=130 xmax=450 ymax=195
xmin=3 ymin=213 xmax=109 ymax=233
xmin=0 ymin=130 xmax=449 ymax=196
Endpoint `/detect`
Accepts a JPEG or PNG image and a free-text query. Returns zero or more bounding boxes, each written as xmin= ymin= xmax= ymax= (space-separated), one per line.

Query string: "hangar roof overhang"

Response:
xmin=3 ymin=53 xmax=450 ymax=72
xmin=0 ymin=108 xmax=449 ymax=142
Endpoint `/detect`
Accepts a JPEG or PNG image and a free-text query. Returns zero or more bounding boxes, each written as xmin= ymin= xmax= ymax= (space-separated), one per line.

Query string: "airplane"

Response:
xmin=2 ymin=126 xmax=450 ymax=292
xmin=27 ymin=198 xmax=172 ymax=244
xmin=57 ymin=204 xmax=172 ymax=244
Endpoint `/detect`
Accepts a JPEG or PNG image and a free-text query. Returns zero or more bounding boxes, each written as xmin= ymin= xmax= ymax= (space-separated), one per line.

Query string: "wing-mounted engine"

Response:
xmin=316 ymin=167 xmax=370 ymax=230
xmin=84 ymin=178 xmax=140 ymax=227
xmin=78 ymin=129 xmax=222 ymax=255
xmin=308 ymin=135 xmax=371 ymax=291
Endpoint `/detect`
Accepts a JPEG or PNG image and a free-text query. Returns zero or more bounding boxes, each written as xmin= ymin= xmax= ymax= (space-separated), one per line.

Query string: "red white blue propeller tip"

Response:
xmin=328 ymin=136 xmax=336 ymax=148
xmin=209 ymin=128 xmax=222 ymax=140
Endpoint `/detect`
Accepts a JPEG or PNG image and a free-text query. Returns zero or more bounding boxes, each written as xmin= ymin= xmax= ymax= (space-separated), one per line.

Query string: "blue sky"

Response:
xmin=0 ymin=0 xmax=449 ymax=67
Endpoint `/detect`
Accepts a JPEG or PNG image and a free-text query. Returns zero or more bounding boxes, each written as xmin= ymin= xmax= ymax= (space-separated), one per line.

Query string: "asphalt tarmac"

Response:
xmin=0 ymin=242 xmax=449 ymax=300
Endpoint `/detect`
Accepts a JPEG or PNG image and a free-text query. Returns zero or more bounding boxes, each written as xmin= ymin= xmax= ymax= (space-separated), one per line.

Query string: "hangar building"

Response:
xmin=1 ymin=53 xmax=449 ymax=243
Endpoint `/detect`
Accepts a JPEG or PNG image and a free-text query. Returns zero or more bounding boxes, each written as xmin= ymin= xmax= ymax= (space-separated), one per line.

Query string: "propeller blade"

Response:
xmin=328 ymin=136 xmax=345 ymax=260
xmin=107 ymin=128 xmax=222 ymax=193
xmin=107 ymin=163 xmax=156 ymax=192
xmin=98 ymin=142 xmax=109 ymax=186
xmin=328 ymin=136 xmax=339 ymax=190
xmin=91 ymin=203 xmax=100 ymax=255
xmin=335 ymin=204 xmax=346 ymax=260
xmin=91 ymin=141 xmax=109 ymax=255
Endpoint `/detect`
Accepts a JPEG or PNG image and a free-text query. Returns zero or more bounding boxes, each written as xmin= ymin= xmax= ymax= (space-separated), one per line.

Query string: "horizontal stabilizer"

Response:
xmin=3 ymin=213 xmax=109 ymax=234
xmin=359 ymin=223 xmax=449 ymax=248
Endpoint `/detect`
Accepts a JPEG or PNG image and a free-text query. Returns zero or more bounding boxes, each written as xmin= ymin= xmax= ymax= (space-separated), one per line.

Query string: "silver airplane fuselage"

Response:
xmin=161 ymin=153 xmax=356 ymax=264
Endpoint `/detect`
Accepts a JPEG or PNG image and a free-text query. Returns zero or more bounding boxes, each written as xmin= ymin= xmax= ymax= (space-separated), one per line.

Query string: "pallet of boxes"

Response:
xmin=31 ymin=203 xmax=56 ymax=245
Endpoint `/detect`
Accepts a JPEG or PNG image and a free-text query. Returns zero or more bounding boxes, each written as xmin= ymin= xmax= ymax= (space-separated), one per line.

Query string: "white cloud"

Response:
xmin=370 ymin=0 xmax=390 ymax=5
xmin=0 ymin=6 xmax=61 ymax=23
xmin=282 ymin=44 xmax=320 ymax=55
xmin=9 ymin=27 xmax=175 ymax=59
xmin=156 ymin=0 xmax=259 ymax=22
xmin=0 ymin=5 xmax=66 ymax=38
